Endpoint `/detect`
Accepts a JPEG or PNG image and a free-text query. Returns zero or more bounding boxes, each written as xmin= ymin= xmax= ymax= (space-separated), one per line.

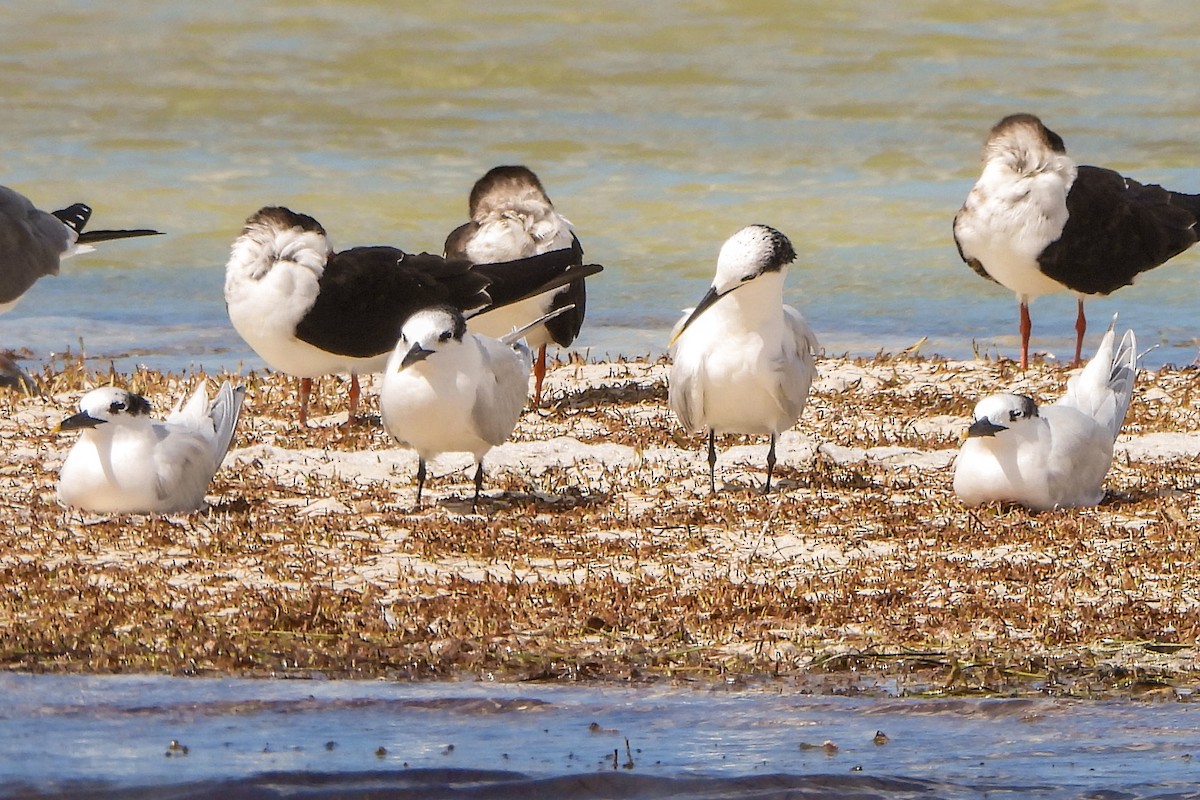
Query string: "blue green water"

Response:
xmin=2 ymin=674 xmax=1198 ymax=799
xmin=4 ymin=1 xmax=1200 ymax=372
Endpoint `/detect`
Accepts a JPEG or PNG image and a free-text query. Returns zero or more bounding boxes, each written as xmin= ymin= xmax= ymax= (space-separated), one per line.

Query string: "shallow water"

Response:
xmin=4 ymin=1 xmax=1200 ymax=372
xmin=1 ymin=674 xmax=1198 ymax=799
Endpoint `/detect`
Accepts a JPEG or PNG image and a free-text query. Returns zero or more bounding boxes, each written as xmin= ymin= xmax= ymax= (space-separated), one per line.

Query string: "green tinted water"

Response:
xmin=4 ymin=1 xmax=1200 ymax=367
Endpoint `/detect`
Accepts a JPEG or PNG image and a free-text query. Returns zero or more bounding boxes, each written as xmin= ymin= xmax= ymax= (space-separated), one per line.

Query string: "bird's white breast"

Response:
xmin=955 ymin=161 xmax=1074 ymax=301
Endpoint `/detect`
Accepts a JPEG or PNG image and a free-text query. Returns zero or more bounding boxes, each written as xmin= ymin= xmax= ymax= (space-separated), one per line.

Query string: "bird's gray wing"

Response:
xmin=151 ymin=424 xmax=216 ymax=511
xmin=471 ymin=338 xmax=531 ymax=446
xmin=0 ymin=185 xmax=71 ymax=304
xmin=208 ymin=382 xmax=247 ymax=468
xmin=667 ymin=348 xmax=706 ymax=433
xmin=775 ymin=305 xmax=819 ymax=424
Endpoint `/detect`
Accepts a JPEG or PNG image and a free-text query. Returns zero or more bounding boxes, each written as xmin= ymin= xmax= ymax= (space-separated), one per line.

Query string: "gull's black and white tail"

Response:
xmin=52 ymin=202 xmax=162 ymax=244
xmin=1058 ymin=317 xmax=1137 ymax=442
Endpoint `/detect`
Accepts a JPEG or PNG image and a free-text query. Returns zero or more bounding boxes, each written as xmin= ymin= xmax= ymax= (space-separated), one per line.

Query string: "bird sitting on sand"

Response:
xmin=225 ymin=206 xmax=602 ymax=425
xmin=668 ymin=225 xmax=819 ymax=493
xmin=444 ymin=165 xmax=589 ymax=405
xmin=56 ymin=381 xmax=246 ymax=514
xmin=954 ymin=113 xmax=1200 ymax=369
xmin=953 ymin=319 xmax=1137 ymax=510
xmin=380 ymin=304 xmax=571 ymax=509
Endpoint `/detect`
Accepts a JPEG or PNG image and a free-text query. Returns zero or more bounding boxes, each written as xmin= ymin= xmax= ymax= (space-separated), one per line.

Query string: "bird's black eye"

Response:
xmin=110 ymin=401 xmax=125 ymax=414
xmin=438 ymin=331 xmax=452 ymax=342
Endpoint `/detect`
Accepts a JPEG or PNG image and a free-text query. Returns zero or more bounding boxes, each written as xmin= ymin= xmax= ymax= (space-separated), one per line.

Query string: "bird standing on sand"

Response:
xmin=953 ymin=320 xmax=1137 ymax=510
xmin=380 ymin=304 xmax=569 ymax=508
xmin=668 ymin=225 xmax=818 ymax=493
xmin=224 ymin=206 xmax=601 ymax=425
xmin=444 ymin=166 xmax=589 ymax=404
xmin=56 ymin=381 xmax=246 ymax=514
xmin=954 ymin=113 xmax=1200 ymax=369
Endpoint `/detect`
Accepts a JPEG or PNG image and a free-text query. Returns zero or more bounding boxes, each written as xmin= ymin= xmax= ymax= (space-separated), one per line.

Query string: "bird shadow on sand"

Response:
xmin=427 ymin=487 xmax=608 ymax=515
xmin=545 ymin=380 xmax=666 ymax=411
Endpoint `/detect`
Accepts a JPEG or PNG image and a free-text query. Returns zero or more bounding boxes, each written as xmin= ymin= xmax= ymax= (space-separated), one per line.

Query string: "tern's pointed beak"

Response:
xmin=399 ymin=343 xmax=435 ymax=371
xmin=964 ymin=416 xmax=1007 ymax=440
xmin=668 ymin=285 xmax=724 ymax=347
xmin=54 ymin=411 xmax=106 ymax=433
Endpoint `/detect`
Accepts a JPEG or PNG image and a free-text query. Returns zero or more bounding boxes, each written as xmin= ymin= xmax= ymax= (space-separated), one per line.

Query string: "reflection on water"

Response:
xmin=0 ymin=674 xmax=1198 ymax=799
xmin=4 ymin=2 xmax=1200 ymax=371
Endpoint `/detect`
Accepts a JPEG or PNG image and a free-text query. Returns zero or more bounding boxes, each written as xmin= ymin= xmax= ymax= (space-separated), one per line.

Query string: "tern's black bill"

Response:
xmin=669 ymin=285 xmax=725 ymax=346
xmin=55 ymin=411 xmax=106 ymax=432
xmin=966 ymin=417 xmax=1008 ymax=438
xmin=400 ymin=344 xmax=435 ymax=370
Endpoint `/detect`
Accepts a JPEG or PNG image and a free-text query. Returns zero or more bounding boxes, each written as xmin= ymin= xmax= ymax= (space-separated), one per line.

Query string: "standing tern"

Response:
xmin=224 ymin=206 xmax=602 ymax=425
xmin=380 ymin=304 xmax=571 ymax=508
xmin=444 ymin=165 xmax=589 ymax=405
xmin=668 ymin=225 xmax=818 ymax=493
xmin=954 ymin=113 xmax=1200 ymax=369
xmin=55 ymin=381 xmax=246 ymax=514
xmin=953 ymin=320 xmax=1137 ymax=510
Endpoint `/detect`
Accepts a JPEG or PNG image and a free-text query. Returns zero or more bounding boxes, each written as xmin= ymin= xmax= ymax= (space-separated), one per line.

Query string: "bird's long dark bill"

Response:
xmin=669 ymin=285 xmax=724 ymax=347
xmin=54 ymin=411 xmax=106 ymax=432
xmin=965 ymin=417 xmax=1007 ymax=438
xmin=400 ymin=344 xmax=435 ymax=370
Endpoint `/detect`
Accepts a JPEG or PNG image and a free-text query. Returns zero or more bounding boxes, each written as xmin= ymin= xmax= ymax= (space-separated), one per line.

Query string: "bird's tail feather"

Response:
xmin=208 ymin=382 xmax=247 ymax=467
xmin=1059 ymin=317 xmax=1137 ymax=440
xmin=472 ymin=248 xmax=602 ymax=309
xmin=76 ymin=228 xmax=163 ymax=244
xmin=499 ymin=304 xmax=576 ymax=346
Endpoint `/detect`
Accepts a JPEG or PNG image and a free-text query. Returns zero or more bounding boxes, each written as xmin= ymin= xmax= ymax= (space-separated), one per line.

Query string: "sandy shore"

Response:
xmin=1 ymin=351 xmax=1199 ymax=696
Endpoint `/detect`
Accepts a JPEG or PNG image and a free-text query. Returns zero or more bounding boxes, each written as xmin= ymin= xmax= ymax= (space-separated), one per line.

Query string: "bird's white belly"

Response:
xmin=382 ymin=371 xmax=491 ymax=459
xmin=957 ymin=167 xmax=1073 ymax=301
xmin=57 ymin=438 xmax=173 ymax=513
xmin=226 ymin=271 xmax=387 ymax=377
xmin=968 ymin=242 xmax=1066 ymax=300
xmin=688 ymin=340 xmax=789 ymax=436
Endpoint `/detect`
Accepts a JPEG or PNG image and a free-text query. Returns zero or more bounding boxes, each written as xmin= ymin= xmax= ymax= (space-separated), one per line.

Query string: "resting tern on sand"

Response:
xmin=953 ymin=319 xmax=1137 ymax=510
xmin=224 ymin=206 xmax=602 ymax=425
xmin=444 ymin=166 xmax=589 ymax=405
xmin=668 ymin=225 xmax=818 ymax=493
xmin=954 ymin=113 xmax=1200 ymax=369
xmin=56 ymin=381 xmax=246 ymax=514
xmin=380 ymin=304 xmax=572 ymax=509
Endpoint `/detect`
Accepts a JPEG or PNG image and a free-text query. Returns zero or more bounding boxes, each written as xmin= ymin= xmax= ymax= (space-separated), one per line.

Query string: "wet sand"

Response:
xmin=1 ymin=352 xmax=1199 ymax=695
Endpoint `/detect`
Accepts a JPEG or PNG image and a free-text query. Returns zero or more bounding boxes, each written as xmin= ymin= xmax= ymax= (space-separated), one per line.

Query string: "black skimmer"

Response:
xmin=443 ymin=165 xmax=589 ymax=404
xmin=954 ymin=113 xmax=1200 ymax=368
xmin=225 ymin=206 xmax=602 ymax=425
xmin=954 ymin=320 xmax=1137 ymax=510
xmin=668 ymin=225 xmax=819 ymax=493
xmin=1 ymin=184 xmax=161 ymax=316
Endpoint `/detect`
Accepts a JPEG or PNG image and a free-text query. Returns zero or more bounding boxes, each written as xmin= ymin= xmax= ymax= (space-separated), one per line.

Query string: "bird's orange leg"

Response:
xmin=532 ymin=344 xmax=548 ymax=406
xmin=298 ymin=377 xmax=312 ymax=427
xmin=1019 ymin=302 xmax=1032 ymax=371
xmin=348 ymin=373 xmax=361 ymax=420
xmin=1073 ymin=299 xmax=1086 ymax=367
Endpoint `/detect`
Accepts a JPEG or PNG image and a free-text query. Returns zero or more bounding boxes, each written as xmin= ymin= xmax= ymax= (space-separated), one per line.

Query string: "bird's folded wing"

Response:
xmin=471 ymin=339 xmax=530 ymax=446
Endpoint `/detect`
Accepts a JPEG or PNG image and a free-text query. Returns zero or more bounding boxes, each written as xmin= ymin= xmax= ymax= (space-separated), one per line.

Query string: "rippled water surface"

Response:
xmin=2 ymin=674 xmax=1199 ymax=799
xmin=4 ymin=1 xmax=1200 ymax=370
xmin=5 ymin=3 xmax=1200 ymax=797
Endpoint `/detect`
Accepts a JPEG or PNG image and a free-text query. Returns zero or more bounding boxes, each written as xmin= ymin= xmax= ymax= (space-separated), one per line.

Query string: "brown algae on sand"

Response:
xmin=0 ymin=352 xmax=1199 ymax=696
